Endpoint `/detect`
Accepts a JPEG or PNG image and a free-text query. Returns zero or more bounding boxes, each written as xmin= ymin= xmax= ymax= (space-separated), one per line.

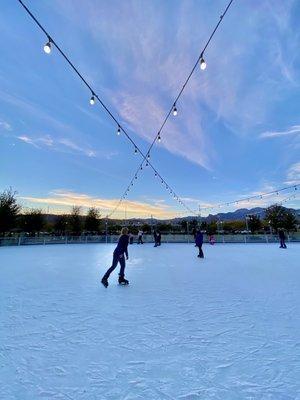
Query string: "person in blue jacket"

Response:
xmin=195 ymin=230 xmax=204 ymax=258
xmin=101 ymin=227 xmax=129 ymax=287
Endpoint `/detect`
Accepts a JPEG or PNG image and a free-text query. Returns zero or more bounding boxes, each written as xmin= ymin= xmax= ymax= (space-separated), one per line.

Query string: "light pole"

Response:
xmin=105 ymin=216 xmax=108 ymax=244
xmin=269 ymin=220 xmax=273 ymax=235
xmin=245 ymin=215 xmax=249 ymax=232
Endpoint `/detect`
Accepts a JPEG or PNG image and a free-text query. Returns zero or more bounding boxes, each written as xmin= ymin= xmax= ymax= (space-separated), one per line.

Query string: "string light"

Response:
xmin=134 ymin=147 xmax=138 ymax=154
xmin=89 ymin=94 xmax=95 ymax=105
xmin=117 ymin=126 xmax=121 ymax=135
xmin=158 ymin=135 xmax=161 ymax=142
xmin=200 ymin=184 xmax=300 ymax=212
xmin=43 ymin=38 xmax=51 ymax=54
xmin=172 ymin=104 xmax=178 ymax=116
xmin=147 ymin=153 xmax=150 ymax=159
xmin=200 ymin=55 xmax=207 ymax=70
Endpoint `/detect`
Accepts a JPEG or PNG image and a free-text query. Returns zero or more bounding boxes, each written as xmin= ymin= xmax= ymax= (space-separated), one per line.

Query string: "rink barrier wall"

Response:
xmin=0 ymin=233 xmax=299 ymax=247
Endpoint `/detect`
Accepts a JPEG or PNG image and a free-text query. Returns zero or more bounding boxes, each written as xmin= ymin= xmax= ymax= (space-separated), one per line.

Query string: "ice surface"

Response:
xmin=0 ymin=243 xmax=299 ymax=399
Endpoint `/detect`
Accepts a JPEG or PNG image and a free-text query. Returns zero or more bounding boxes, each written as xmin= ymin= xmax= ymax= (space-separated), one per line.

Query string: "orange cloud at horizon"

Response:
xmin=19 ymin=190 xmax=182 ymax=219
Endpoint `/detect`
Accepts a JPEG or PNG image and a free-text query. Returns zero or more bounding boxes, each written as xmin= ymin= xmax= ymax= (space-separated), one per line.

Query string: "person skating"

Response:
xmin=101 ymin=227 xmax=130 ymax=288
xmin=209 ymin=234 xmax=215 ymax=245
xmin=137 ymin=230 xmax=144 ymax=244
xmin=156 ymin=230 xmax=161 ymax=246
xmin=195 ymin=230 xmax=204 ymax=258
xmin=278 ymin=229 xmax=287 ymax=249
xmin=153 ymin=230 xmax=158 ymax=247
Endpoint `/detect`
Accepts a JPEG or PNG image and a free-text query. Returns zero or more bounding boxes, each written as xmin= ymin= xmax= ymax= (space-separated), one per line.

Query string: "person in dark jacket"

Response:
xmin=101 ymin=227 xmax=129 ymax=287
xmin=153 ymin=230 xmax=158 ymax=247
xmin=153 ymin=230 xmax=162 ymax=247
xmin=278 ymin=229 xmax=287 ymax=249
xmin=156 ymin=230 xmax=161 ymax=246
xmin=195 ymin=230 xmax=204 ymax=258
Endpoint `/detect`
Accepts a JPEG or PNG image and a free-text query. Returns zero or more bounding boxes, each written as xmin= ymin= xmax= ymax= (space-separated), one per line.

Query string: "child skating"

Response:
xmin=101 ymin=227 xmax=130 ymax=288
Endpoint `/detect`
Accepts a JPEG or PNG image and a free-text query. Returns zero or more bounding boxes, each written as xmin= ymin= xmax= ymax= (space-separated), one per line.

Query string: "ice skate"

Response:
xmin=118 ymin=276 xmax=129 ymax=285
xmin=101 ymin=277 xmax=108 ymax=288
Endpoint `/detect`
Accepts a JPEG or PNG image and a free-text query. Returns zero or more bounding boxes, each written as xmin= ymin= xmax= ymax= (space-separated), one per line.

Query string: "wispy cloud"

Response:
xmin=19 ymin=189 xmax=179 ymax=219
xmin=260 ymin=125 xmax=300 ymax=139
xmin=59 ymin=138 xmax=96 ymax=157
xmin=285 ymin=162 xmax=300 ymax=185
xmin=17 ymin=134 xmax=98 ymax=158
xmin=0 ymin=119 xmax=12 ymax=131
xmin=51 ymin=0 xmax=300 ymax=171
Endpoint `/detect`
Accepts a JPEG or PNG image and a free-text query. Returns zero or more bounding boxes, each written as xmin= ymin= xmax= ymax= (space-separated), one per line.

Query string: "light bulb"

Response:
xmin=200 ymin=57 xmax=206 ymax=70
xmin=147 ymin=153 xmax=150 ymax=159
xmin=158 ymin=135 xmax=161 ymax=142
xmin=117 ymin=126 xmax=121 ymax=135
xmin=44 ymin=41 xmax=51 ymax=54
xmin=90 ymin=95 xmax=95 ymax=105
xmin=134 ymin=147 xmax=138 ymax=154
xmin=173 ymin=105 xmax=178 ymax=116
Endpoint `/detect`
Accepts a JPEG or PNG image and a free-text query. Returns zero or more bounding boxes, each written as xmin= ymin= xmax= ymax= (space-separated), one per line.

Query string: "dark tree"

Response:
xmin=85 ymin=208 xmax=101 ymax=233
xmin=0 ymin=188 xmax=21 ymax=235
xmin=68 ymin=206 xmax=82 ymax=235
xmin=200 ymin=221 xmax=208 ymax=231
xmin=156 ymin=223 xmax=172 ymax=233
xmin=20 ymin=209 xmax=45 ymax=235
xmin=247 ymin=215 xmax=262 ymax=233
xmin=54 ymin=214 xmax=68 ymax=235
xmin=180 ymin=220 xmax=188 ymax=233
xmin=189 ymin=219 xmax=198 ymax=230
xmin=207 ymin=220 xmax=217 ymax=235
xmin=141 ymin=223 xmax=151 ymax=233
xmin=282 ymin=212 xmax=297 ymax=232
xmin=265 ymin=205 xmax=296 ymax=233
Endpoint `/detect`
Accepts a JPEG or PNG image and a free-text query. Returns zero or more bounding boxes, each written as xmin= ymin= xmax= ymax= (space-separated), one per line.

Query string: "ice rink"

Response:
xmin=1 ymin=243 xmax=299 ymax=399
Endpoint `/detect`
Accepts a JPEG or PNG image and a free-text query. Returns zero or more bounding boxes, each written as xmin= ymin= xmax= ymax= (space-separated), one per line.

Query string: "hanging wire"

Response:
xmin=202 ymin=184 xmax=300 ymax=213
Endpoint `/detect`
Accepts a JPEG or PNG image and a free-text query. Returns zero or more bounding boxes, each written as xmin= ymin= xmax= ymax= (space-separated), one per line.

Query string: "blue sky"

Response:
xmin=0 ymin=0 xmax=299 ymax=219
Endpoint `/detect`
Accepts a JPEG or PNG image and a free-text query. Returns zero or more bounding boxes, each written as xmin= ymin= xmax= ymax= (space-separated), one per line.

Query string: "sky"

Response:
xmin=0 ymin=0 xmax=300 ymax=219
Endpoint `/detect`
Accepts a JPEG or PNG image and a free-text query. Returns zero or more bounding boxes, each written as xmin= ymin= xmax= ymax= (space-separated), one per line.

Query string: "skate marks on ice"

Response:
xmin=0 ymin=243 xmax=300 ymax=399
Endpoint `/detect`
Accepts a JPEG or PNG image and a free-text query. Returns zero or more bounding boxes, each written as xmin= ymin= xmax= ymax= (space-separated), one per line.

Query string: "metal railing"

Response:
xmin=0 ymin=233 xmax=299 ymax=247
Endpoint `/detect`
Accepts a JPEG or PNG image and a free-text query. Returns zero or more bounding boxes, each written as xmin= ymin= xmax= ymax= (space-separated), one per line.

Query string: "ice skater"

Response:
xmin=153 ymin=230 xmax=161 ymax=247
xmin=156 ymin=230 xmax=161 ymax=246
xmin=101 ymin=227 xmax=129 ymax=288
xmin=278 ymin=229 xmax=287 ymax=249
xmin=137 ymin=230 xmax=144 ymax=244
xmin=195 ymin=230 xmax=204 ymax=258
xmin=209 ymin=234 xmax=215 ymax=245
xmin=153 ymin=230 xmax=158 ymax=247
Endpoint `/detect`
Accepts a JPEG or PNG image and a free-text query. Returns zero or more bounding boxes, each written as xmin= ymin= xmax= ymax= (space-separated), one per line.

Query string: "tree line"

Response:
xmin=0 ymin=188 xmax=298 ymax=237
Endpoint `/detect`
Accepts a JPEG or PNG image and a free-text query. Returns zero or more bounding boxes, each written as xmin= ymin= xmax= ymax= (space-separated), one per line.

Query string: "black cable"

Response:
xmin=202 ymin=183 xmax=300 ymax=212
